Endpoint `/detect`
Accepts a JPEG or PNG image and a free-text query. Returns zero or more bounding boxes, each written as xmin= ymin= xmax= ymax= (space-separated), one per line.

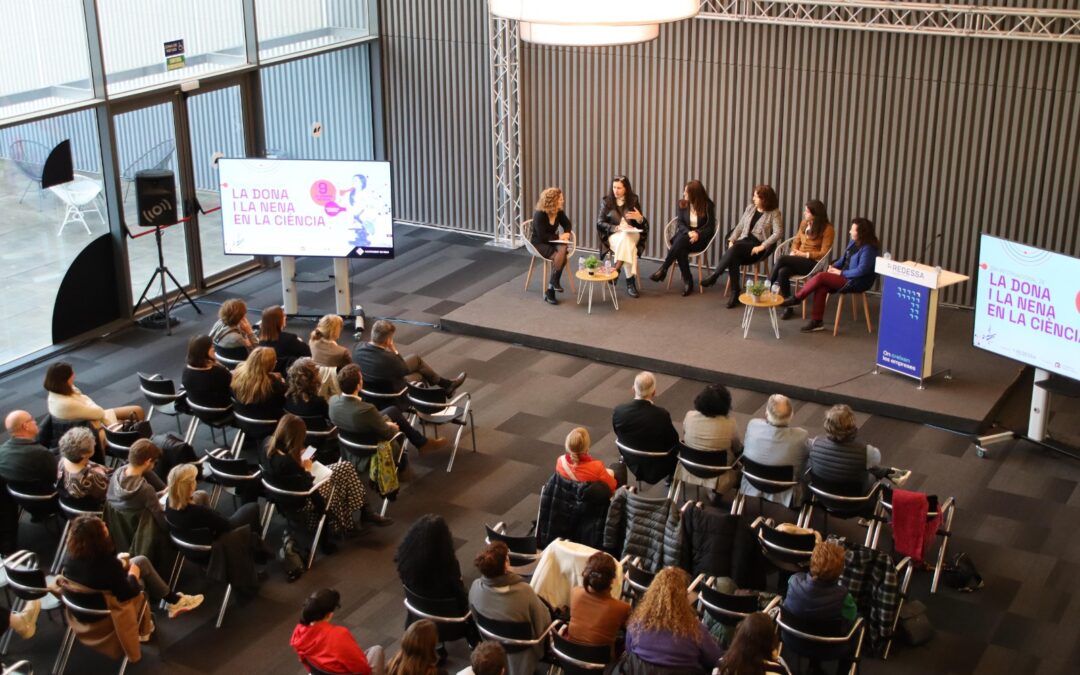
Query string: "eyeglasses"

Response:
xmin=612 ymin=175 xmax=627 ymax=182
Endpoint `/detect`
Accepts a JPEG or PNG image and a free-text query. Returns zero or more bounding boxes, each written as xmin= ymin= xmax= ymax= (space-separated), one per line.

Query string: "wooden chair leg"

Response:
xmin=524 ymin=258 xmax=535 ymax=291
xmin=567 ymin=266 xmax=576 ymax=293
xmin=852 ymin=294 xmax=859 ymax=319
xmin=697 ymin=255 xmax=705 ymax=293
xmin=833 ymin=295 xmax=844 ymax=336
xmin=666 ymin=261 xmax=674 ymax=290
xmin=862 ymin=293 xmax=873 ymax=333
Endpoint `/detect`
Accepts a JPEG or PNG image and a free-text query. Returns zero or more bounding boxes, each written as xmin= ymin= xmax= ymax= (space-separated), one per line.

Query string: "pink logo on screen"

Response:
xmin=310 ymin=179 xmax=346 ymax=217
xmin=1002 ymin=242 xmax=1051 ymax=267
xmin=1075 ymin=291 xmax=1080 ymax=314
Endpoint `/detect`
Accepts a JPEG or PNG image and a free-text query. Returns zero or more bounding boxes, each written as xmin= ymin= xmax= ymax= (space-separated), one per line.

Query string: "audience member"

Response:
xmin=58 ymin=427 xmax=110 ymax=505
xmin=231 ymin=346 xmax=287 ymax=420
xmin=623 ymin=567 xmax=723 ymax=673
xmin=353 ymin=320 xmax=465 ymax=396
xmin=463 ymin=642 xmax=506 ymax=675
xmin=386 ymin=619 xmax=445 ymax=675
xmin=650 ymin=180 xmax=717 ymax=296
xmin=182 ymin=335 xmax=233 ymax=409
xmin=783 ymin=541 xmax=857 ymax=624
xmin=329 ymin=364 xmax=448 ymax=456
xmin=807 ymin=404 xmax=882 ymax=489
xmin=771 ymin=200 xmax=835 ymax=319
xmin=741 ymin=394 xmax=810 ymax=507
xmin=44 ymin=361 xmax=145 ymax=428
xmin=612 ymin=372 xmax=678 ymax=454
xmin=309 ymin=314 xmax=353 ymax=369
xmin=568 ymin=552 xmax=631 ymax=650
xmin=0 ymin=410 xmax=57 ymax=485
xmin=291 ymin=588 xmax=385 ymax=675
xmin=596 ymin=175 xmax=649 ymax=298
xmin=468 ymin=541 xmax=552 ymax=675
xmin=395 ymin=514 xmax=468 ymax=613
xmin=530 ymin=186 xmax=573 ymax=305
xmin=63 ymin=515 xmax=203 ymax=624
xmin=556 ymin=427 xmax=618 ymax=495
xmin=210 ymin=298 xmax=256 ymax=350
xmin=259 ymin=305 xmax=311 ymax=373
xmin=164 ymin=463 xmax=260 ymax=540
xmin=716 ymin=612 xmax=792 ymax=675
xmin=285 ymin=358 xmax=331 ymax=420
xmin=675 ymin=383 xmax=742 ymax=494
xmin=0 ymin=600 xmax=41 ymax=641
xmin=702 ymin=184 xmax=784 ymax=309
xmin=106 ymin=438 xmax=167 ymax=527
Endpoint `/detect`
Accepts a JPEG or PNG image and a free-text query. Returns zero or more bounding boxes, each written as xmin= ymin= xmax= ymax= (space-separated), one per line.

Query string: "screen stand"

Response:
xmin=280 ymin=256 xmax=352 ymax=316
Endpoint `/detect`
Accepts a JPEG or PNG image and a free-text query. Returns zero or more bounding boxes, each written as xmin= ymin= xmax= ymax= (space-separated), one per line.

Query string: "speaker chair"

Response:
xmin=832 ymin=291 xmax=873 ymax=336
xmin=661 ymin=217 xmax=717 ymax=293
xmin=519 ymin=220 xmax=577 ymax=294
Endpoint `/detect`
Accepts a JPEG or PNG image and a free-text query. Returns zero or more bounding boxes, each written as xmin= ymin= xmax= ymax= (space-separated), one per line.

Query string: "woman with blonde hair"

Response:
xmin=555 ymin=427 xmax=617 ymax=494
xmin=530 ymin=187 xmax=573 ymax=305
xmin=386 ymin=619 xmax=444 ymax=675
xmin=309 ymin=314 xmax=352 ymax=368
xmin=623 ymin=567 xmax=723 ymax=673
xmin=231 ymin=346 xmax=287 ymax=420
xmin=165 ymin=463 xmax=261 ymax=537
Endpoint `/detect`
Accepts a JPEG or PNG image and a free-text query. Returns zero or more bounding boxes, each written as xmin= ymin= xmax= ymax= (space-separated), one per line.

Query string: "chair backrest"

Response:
xmin=59 ymin=494 xmax=105 ymax=519
xmin=186 ymin=398 xmax=233 ymax=423
xmin=138 ymin=372 xmax=180 ymax=403
xmin=520 ymin=220 xmax=543 ymax=258
xmin=359 ymin=384 xmax=406 ymax=406
xmin=231 ymin=405 xmax=281 ymax=437
xmin=756 ymin=521 xmax=816 ymax=572
xmin=10 ymin=140 xmax=49 ymax=180
xmin=103 ymin=424 xmax=143 ymax=459
xmin=622 ymin=557 xmax=655 ymax=600
xmin=3 ymin=551 xmax=50 ymax=600
xmin=406 ymin=382 xmax=450 ymax=413
xmin=212 ymin=345 xmax=248 ymax=369
xmin=806 ymin=473 xmax=881 ymax=519
xmin=302 ymin=658 xmax=361 ymax=675
xmin=550 ymin=622 xmax=611 ymax=672
xmin=337 ymin=429 xmax=380 ymax=455
xmin=168 ymin=525 xmax=215 ymax=552
xmin=473 ymin=608 xmax=542 ymax=651
xmin=739 ymin=456 xmax=798 ymax=493
xmin=879 ymin=486 xmax=940 ymax=517
xmin=207 ymin=453 xmax=261 ymax=484
xmin=485 ymin=522 xmax=538 ymax=565
xmin=402 ymin=586 xmax=472 ymax=623
xmin=616 ymin=439 xmax=676 ymax=485
xmin=699 ymin=584 xmax=759 ymax=626
xmin=59 ymin=588 xmax=112 ymax=619
xmin=777 ymin=607 xmax=864 ymax=663
xmin=676 ymin=442 xmax=735 ymax=479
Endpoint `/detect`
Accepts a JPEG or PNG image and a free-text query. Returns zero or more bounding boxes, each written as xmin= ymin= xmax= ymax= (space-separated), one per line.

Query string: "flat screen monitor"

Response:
xmin=973 ymin=234 xmax=1080 ymax=380
xmin=218 ymin=158 xmax=393 ymax=258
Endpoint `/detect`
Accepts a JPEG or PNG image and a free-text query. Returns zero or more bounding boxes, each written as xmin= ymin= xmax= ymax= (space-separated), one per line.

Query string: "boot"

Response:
xmin=544 ymin=287 xmax=559 ymax=305
xmin=682 ymin=279 xmax=694 ymax=296
xmin=552 ymin=267 xmax=564 ymax=293
xmin=626 ymin=275 xmax=640 ymax=298
xmin=701 ymin=271 xmax=720 ymax=288
xmin=649 ymin=265 xmax=669 ymax=283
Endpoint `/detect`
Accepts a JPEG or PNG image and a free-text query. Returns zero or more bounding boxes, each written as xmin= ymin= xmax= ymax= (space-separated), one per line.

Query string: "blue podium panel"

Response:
xmin=876 ymin=276 xmax=931 ymax=378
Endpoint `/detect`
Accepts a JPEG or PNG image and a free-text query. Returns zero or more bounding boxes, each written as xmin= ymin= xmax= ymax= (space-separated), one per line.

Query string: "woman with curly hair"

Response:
xmin=309 ymin=314 xmax=352 ymax=369
xmin=387 ymin=619 xmax=445 ymax=675
xmin=285 ymin=358 xmax=330 ymax=421
xmin=530 ymin=187 xmax=573 ymax=305
xmin=395 ymin=514 xmax=468 ymax=610
xmin=568 ymin=552 xmax=630 ymax=651
xmin=231 ymin=346 xmax=287 ymax=420
xmin=596 ymin=175 xmax=649 ymax=298
xmin=702 ymin=184 xmax=783 ymax=309
xmin=717 ymin=612 xmax=791 ymax=675
xmin=623 ymin=567 xmax=722 ymax=673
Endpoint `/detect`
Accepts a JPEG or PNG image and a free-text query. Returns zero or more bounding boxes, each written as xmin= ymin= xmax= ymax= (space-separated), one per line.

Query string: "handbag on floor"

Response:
xmin=941 ymin=552 xmax=983 ymax=592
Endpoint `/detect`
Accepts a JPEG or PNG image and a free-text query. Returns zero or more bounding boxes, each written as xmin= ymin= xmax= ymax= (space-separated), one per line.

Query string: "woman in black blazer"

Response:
xmin=595 ymin=175 xmax=649 ymax=298
xmin=650 ymin=180 xmax=716 ymax=295
xmin=258 ymin=305 xmax=311 ymax=375
xmin=530 ymin=187 xmax=573 ymax=305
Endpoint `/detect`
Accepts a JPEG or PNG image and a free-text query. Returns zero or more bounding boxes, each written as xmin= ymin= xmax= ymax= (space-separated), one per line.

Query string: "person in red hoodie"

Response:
xmin=291 ymin=588 xmax=386 ymax=675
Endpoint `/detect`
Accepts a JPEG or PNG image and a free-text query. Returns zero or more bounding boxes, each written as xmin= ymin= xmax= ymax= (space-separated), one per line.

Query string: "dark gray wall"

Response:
xmin=383 ymin=1 xmax=1080 ymax=306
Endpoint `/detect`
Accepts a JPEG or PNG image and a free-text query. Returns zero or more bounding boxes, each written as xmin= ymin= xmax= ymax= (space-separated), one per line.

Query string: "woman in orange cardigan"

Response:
xmin=769 ymin=200 xmax=835 ymax=320
xmin=555 ymin=427 xmax=618 ymax=494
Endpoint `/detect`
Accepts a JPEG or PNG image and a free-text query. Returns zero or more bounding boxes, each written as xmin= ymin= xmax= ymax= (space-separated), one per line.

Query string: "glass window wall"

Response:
xmin=256 ymin=0 xmax=371 ymax=61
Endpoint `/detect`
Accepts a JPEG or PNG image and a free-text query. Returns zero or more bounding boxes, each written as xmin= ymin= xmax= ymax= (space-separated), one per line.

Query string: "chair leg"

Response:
xmin=260 ymin=503 xmax=276 ymax=539
xmin=0 ymin=598 xmax=22 ymax=655
xmin=184 ymin=418 xmax=200 ymax=445
xmin=52 ymin=626 xmax=77 ymax=675
xmin=308 ymin=514 xmax=328 ymax=570
xmin=215 ymin=584 xmax=232 ymax=628
xmin=852 ymin=294 xmax=859 ymax=320
xmin=862 ymin=293 xmax=873 ymax=333
xmin=524 ymin=258 xmax=536 ymax=291
xmin=52 ymin=519 xmax=72 ymax=574
xmin=833 ymin=295 xmax=844 ymax=336
xmin=146 ymin=407 xmax=155 ymax=422
xmin=167 ymin=552 xmax=184 ymax=593
xmin=567 ymin=266 xmax=576 ymax=294
xmin=469 ymin=411 xmax=477 ymax=453
xmin=117 ymin=654 xmax=131 ymax=675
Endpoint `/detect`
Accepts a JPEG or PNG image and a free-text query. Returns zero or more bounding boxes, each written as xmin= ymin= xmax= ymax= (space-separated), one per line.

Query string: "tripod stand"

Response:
xmin=134 ymin=224 xmax=201 ymax=335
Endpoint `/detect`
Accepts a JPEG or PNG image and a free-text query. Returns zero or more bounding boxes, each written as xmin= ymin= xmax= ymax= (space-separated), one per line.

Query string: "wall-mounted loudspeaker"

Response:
xmin=134 ymin=169 xmax=177 ymax=228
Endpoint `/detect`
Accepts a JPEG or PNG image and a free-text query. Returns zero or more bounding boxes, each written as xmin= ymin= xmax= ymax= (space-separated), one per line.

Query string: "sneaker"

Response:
xmin=166 ymin=593 xmax=204 ymax=618
xmin=419 ymin=437 xmax=450 ymax=454
xmin=9 ymin=599 xmax=40 ymax=639
xmin=800 ymin=320 xmax=825 ymax=333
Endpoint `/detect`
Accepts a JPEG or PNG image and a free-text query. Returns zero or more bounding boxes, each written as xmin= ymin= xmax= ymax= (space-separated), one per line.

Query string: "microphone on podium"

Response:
xmin=919 ymin=232 xmax=943 ymax=263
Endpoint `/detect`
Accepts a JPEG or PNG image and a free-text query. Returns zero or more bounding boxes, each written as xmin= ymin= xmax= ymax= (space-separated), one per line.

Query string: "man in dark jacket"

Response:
xmin=329 ymin=364 xmax=447 ymax=454
xmin=807 ymin=404 xmax=882 ymax=489
xmin=0 ymin=411 xmax=57 ymax=485
xmin=612 ymin=372 xmax=679 ymax=453
xmin=106 ymin=438 xmax=166 ymax=528
xmin=352 ymin=320 xmax=466 ymax=396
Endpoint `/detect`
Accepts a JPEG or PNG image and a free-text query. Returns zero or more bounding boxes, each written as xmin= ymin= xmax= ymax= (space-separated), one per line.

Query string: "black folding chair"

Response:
xmin=138 ymin=372 xmax=186 ymax=433
xmin=406 ymin=382 xmax=476 ymax=472
xmin=669 ymin=442 xmax=739 ymax=503
xmin=549 ymin=620 xmax=611 ymax=675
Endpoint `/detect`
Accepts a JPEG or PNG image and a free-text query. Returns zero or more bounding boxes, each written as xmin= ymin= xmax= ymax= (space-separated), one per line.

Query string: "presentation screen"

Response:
xmin=219 ymin=158 xmax=393 ymax=258
xmin=973 ymin=234 xmax=1080 ymax=380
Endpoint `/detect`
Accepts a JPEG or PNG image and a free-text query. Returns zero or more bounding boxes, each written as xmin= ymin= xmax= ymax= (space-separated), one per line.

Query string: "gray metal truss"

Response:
xmin=487 ymin=13 xmax=523 ymax=248
xmin=697 ymin=1 xmax=1080 ymax=42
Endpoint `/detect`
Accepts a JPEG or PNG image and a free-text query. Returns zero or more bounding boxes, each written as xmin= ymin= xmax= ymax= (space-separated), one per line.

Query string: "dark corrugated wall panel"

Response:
xmin=521 ymin=18 xmax=1080 ymax=306
xmin=380 ymin=0 xmax=493 ymax=234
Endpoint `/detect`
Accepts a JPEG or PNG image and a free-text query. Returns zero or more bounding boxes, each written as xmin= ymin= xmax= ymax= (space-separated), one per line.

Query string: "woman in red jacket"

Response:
xmin=291 ymin=588 xmax=385 ymax=675
xmin=555 ymin=427 xmax=618 ymax=494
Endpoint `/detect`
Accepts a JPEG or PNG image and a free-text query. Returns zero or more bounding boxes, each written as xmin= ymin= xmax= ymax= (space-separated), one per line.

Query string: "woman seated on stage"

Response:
xmin=259 ymin=305 xmax=311 ymax=374
xmin=702 ymin=184 xmax=783 ymax=308
xmin=555 ymin=427 xmax=619 ymax=495
xmin=771 ymin=199 xmax=835 ymax=319
xmin=231 ymin=346 xmax=287 ymax=420
xmin=650 ymin=180 xmax=716 ymax=296
xmin=781 ymin=217 xmax=880 ymax=333
xmin=309 ymin=314 xmax=352 ymax=369
xmin=44 ymin=362 xmax=145 ymax=430
xmin=674 ymin=384 xmax=741 ymax=495
xmin=596 ymin=175 xmax=649 ymax=298
xmin=210 ymin=298 xmax=256 ymax=351
xmin=182 ymin=335 xmax=233 ymax=409
xmin=530 ymin=187 xmax=573 ymax=306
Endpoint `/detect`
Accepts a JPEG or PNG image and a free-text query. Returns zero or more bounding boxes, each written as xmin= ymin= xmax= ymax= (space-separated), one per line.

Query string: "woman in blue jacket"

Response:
xmin=782 ymin=218 xmax=880 ymax=332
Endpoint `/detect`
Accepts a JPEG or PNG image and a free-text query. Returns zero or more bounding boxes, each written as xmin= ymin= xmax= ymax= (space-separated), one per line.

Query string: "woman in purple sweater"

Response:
xmin=622 ymin=567 xmax=723 ymax=673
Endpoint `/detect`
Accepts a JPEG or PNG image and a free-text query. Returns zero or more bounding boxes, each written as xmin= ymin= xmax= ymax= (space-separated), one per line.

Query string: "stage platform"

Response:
xmin=441 ymin=272 xmax=1023 ymax=434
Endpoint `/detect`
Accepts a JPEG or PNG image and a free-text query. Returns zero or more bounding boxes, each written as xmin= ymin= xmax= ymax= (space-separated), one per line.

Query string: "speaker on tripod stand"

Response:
xmin=133 ymin=169 xmax=200 ymax=334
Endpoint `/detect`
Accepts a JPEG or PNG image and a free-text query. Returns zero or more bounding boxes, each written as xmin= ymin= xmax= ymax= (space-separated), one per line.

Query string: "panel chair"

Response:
xmin=406 ymin=382 xmax=476 ymax=472
xmin=165 ymin=526 xmax=232 ymax=628
xmin=772 ymin=236 xmax=832 ymax=319
xmin=731 ymin=457 xmax=802 ymax=518
xmin=669 ymin=442 xmax=740 ymax=504
xmin=832 ymin=291 xmax=874 ymax=336
xmin=1 ymin=551 xmax=61 ymax=655
xmin=402 ymin=586 xmax=475 ymax=649
xmin=137 ymin=372 xmax=186 ymax=434
xmin=877 ymin=488 xmax=956 ymax=594
xmin=548 ymin=620 xmax=612 ymax=675
xmin=520 ymin=220 xmax=577 ymax=294
xmin=719 ymin=238 xmax=776 ymax=295
xmin=260 ymin=476 xmax=335 ymax=570
xmin=615 ymin=439 xmax=677 ymax=488
xmin=662 ymin=217 xmax=717 ymax=294
xmin=799 ymin=474 xmax=884 ymax=548
xmin=776 ymin=608 xmax=866 ymax=675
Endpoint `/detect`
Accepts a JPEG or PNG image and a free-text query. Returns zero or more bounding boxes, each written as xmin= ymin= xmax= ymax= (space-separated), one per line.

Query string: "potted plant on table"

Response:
xmin=746 ymin=280 xmax=767 ymax=299
xmin=584 ymin=255 xmax=600 ymax=276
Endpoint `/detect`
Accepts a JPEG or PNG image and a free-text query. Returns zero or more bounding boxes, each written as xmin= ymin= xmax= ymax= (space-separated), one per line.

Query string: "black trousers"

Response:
xmin=381 ymin=405 xmax=426 ymax=448
xmin=662 ymin=231 xmax=710 ymax=281
xmin=715 ymin=236 xmax=771 ymax=290
xmin=769 ymin=254 xmax=818 ymax=298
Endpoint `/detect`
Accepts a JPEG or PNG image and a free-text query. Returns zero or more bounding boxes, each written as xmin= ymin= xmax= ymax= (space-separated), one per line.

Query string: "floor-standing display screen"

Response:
xmin=219 ymin=158 xmax=393 ymax=258
xmin=973 ymin=234 xmax=1080 ymax=380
